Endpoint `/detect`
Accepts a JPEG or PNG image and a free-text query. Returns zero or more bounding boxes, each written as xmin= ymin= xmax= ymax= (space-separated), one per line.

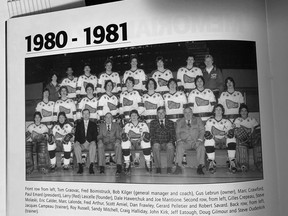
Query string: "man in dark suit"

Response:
xmin=174 ymin=107 xmax=205 ymax=175
xmin=74 ymin=109 xmax=97 ymax=174
xmin=97 ymin=112 xmax=122 ymax=174
xmin=150 ymin=106 xmax=176 ymax=174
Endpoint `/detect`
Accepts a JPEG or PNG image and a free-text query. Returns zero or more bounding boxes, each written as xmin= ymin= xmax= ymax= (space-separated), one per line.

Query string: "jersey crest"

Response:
xmin=128 ymin=130 xmax=141 ymax=140
xmin=158 ymin=78 xmax=168 ymax=87
xmin=134 ymin=79 xmax=140 ymax=85
xmin=144 ymin=101 xmax=157 ymax=110
xmin=168 ymin=101 xmax=180 ymax=109
xmin=83 ymin=81 xmax=89 ymax=89
xmin=42 ymin=109 xmax=52 ymax=117
xmin=55 ymin=132 xmax=64 ymax=140
xmin=211 ymin=126 xmax=226 ymax=136
xmin=226 ymin=99 xmax=239 ymax=109
xmin=107 ymin=102 xmax=117 ymax=111
xmin=67 ymin=85 xmax=76 ymax=93
xmin=195 ymin=97 xmax=209 ymax=106
xmin=59 ymin=106 xmax=70 ymax=114
xmin=84 ymin=104 xmax=97 ymax=113
xmin=183 ymin=74 xmax=195 ymax=83
xmin=123 ymin=98 xmax=133 ymax=106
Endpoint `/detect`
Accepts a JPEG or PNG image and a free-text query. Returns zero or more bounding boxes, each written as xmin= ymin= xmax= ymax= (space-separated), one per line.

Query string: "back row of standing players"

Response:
xmin=36 ymin=54 xmax=245 ymax=127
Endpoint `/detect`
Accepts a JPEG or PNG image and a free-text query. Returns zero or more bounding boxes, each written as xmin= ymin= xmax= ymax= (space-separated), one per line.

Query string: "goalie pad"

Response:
xmin=121 ymin=133 xmax=129 ymax=142
xmin=26 ymin=142 xmax=34 ymax=175
xmin=235 ymin=127 xmax=250 ymax=144
xmin=204 ymin=131 xmax=213 ymax=140
xmin=236 ymin=145 xmax=249 ymax=170
xmin=142 ymin=132 xmax=150 ymax=142
xmin=36 ymin=141 xmax=49 ymax=174
xmin=62 ymin=133 xmax=73 ymax=144
xmin=253 ymin=145 xmax=263 ymax=171
xmin=227 ymin=129 xmax=235 ymax=139
xmin=26 ymin=131 xmax=32 ymax=140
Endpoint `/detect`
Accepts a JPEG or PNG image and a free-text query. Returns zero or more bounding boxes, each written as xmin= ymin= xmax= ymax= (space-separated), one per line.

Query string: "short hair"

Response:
xmin=130 ymin=54 xmax=138 ymax=62
xmin=187 ymin=54 xmax=195 ymax=60
xmin=156 ymin=56 xmax=164 ymax=63
xmin=57 ymin=111 xmax=67 ymax=120
xmin=104 ymin=59 xmax=113 ymax=66
xmin=130 ymin=109 xmax=139 ymax=117
xmin=104 ymin=80 xmax=114 ymax=91
xmin=239 ymin=103 xmax=249 ymax=114
xmin=59 ymin=86 xmax=68 ymax=94
xmin=105 ymin=112 xmax=113 ymax=117
xmin=33 ymin=111 xmax=42 ymax=120
xmin=84 ymin=62 xmax=91 ymax=68
xmin=225 ymin=77 xmax=236 ymax=89
xmin=145 ymin=78 xmax=157 ymax=90
xmin=212 ymin=104 xmax=225 ymax=116
xmin=195 ymin=75 xmax=205 ymax=86
xmin=205 ymin=54 xmax=214 ymax=61
xmin=85 ymin=83 xmax=94 ymax=92
xmin=42 ymin=88 xmax=50 ymax=95
xmin=82 ymin=108 xmax=90 ymax=114
xmin=157 ymin=106 xmax=166 ymax=112
xmin=167 ymin=78 xmax=178 ymax=88
xmin=126 ymin=76 xmax=135 ymax=85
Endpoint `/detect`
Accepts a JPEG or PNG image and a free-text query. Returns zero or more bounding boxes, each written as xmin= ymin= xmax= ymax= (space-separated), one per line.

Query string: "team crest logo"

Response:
xmin=195 ymin=97 xmax=209 ymax=106
xmin=144 ymin=101 xmax=157 ymax=110
xmin=211 ymin=74 xmax=217 ymax=79
xmin=128 ymin=130 xmax=141 ymax=140
xmin=183 ymin=74 xmax=195 ymax=83
xmin=158 ymin=78 xmax=168 ymax=87
xmin=134 ymin=79 xmax=140 ymax=85
xmin=55 ymin=132 xmax=64 ymax=140
xmin=59 ymin=106 xmax=70 ymax=114
xmin=123 ymin=98 xmax=133 ymax=106
xmin=42 ymin=109 xmax=52 ymax=117
xmin=226 ymin=99 xmax=239 ymax=109
xmin=83 ymin=81 xmax=88 ymax=89
xmin=84 ymin=104 xmax=97 ymax=113
xmin=168 ymin=101 xmax=180 ymax=109
xmin=107 ymin=102 xmax=117 ymax=111
xmin=211 ymin=126 xmax=226 ymax=136
xmin=67 ymin=85 xmax=76 ymax=93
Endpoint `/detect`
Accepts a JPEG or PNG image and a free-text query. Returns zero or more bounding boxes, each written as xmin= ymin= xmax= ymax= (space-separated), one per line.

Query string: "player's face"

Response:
xmin=240 ymin=108 xmax=248 ymax=119
xmin=169 ymin=81 xmax=177 ymax=91
xmin=157 ymin=60 xmax=164 ymax=68
xmin=105 ymin=62 xmax=112 ymax=71
xmin=226 ymin=80 xmax=234 ymax=89
xmin=157 ymin=109 xmax=166 ymax=120
xmin=106 ymin=82 xmax=113 ymax=92
xmin=43 ymin=90 xmax=49 ymax=99
xmin=148 ymin=80 xmax=155 ymax=91
xmin=215 ymin=106 xmax=223 ymax=117
xmin=58 ymin=115 xmax=66 ymax=124
xmin=52 ymin=74 xmax=57 ymax=82
xmin=130 ymin=58 xmax=138 ymax=67
xmin=204 ymin=57 xmax=213 ymax=67
xmin=34 ymin=115 xmax=41 ymax=125
xmin=60 ymin=88 xmax=67 ymax=97
xmin=196 ymin=78 xmax=204 ymax=89
xmin=86 ymin=87 xmax=94 ymax=95
xmin=66 ymin=67 xmax=73 ymax=76
xmin=84 ymin=65 xmax=91 ymax=74
xmin=130 ymin=113 xmax=138 ymax=122
xmin=187 ymin=57 xmax=195 ymax=65
xmin=83 ymin=110 xmax=90 ymax=121
xmin=126 ymin=79 xmax=134 ymax=89
xmin=184 ymin=108 xmax=193 ymax=120
xmin=105 ymin=113 xmax=113 ymax=124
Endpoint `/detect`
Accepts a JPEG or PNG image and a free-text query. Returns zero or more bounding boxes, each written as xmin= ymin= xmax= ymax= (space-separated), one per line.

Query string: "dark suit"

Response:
xmin=74 ymin=120 xmax=97 ymax=164
xmin=97 ymin=122 xmax=122 ymax=166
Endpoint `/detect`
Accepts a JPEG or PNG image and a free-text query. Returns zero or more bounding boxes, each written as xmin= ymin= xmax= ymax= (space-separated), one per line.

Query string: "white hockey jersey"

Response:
xmin=97 ymin=72 xmax=121 ymax=95
xmin=76 ymin=96 xmax=98 ymax=120
xmin=205 ymin=117 xmax=233 ymax=140
xmin=123 ymin=121 xmax=150 ymax=143
xmin=151 ymin=69 xmax=173 ymax=94
xmin=97 ymin=93 xmax=119 ymax=120
xmin=142 ymin=92 xmax=164 ymax=123
xmin=163 ymin=91 xmax=187 ymax=122
xmin=60 ymin=77 xmax=78 ymax=99
xmin=53 ymin=98 xmax=76 ymax=123
xmin=234 ymin=117 xmax=259 ymax=134
xmin=52 ymin=123 xmax=74 ymax=141
xmin=26 ymin=123 xmax=49 ymax=142
xmin=122 ymin=69 xmax=147 ymax=94
xmin=218 ymin=91 xmax=244 ymax=120
xmin=76 ymin=74 xmax=98 ymax=97
xmin=35 ymin=101 xmax=55 ymax=127
xmin=177 ymin=66 xmax=203 ymax=93
xmin=187 ymin=88 xmax=216 ymax=121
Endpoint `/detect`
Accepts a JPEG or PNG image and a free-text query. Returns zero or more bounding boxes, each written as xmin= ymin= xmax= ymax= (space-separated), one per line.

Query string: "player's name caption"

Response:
xmin=24 ymin=186 xmax=265 ymax=215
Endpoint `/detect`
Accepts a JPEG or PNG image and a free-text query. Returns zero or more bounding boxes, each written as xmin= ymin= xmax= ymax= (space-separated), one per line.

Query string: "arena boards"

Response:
xmin=6 ymin=0 xmax=277 ymax=215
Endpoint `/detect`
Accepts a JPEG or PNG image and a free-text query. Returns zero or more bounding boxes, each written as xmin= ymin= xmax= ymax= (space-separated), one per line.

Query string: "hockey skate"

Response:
xmin=145 ymin=160 xmax=152 ymax=173
xmin=229 ymin=159 xmax=237 ymax=173
xmin=208 ymin=160 xmax=216 ymax=174
xmin=123 ymin=161 xmax=131 ymax=175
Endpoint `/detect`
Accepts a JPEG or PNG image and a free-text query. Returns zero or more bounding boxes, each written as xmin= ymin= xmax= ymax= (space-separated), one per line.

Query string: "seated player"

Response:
xmin=97 ymin=59 xmax=121 ymax=97
xmin=48 ymin=112 xmax=74 ymax=171
xmin=151 ymin=56 xmax=174 ymax=95
xmin=76 ymin=63 xmax=98 ymax=101
xmin=97 ymin=80 xmax=120 ymax=122
xmin=142 ymin=78 xmax=164 ymax=124
xmin=35 ymin=88 xmax=55 ymax=129
xmin=187 ymin=75 xmax=216 ymax=122
xmin=177 ymin=55 xmax=203 ymax=94
xmin=97 ymin=113 xmax=122 ymax=174
xmin=163 ymin=78 xmax=187 ymax=122
xmin=121 ymin=110 xmax=152 ymax=174
xmin=204 ymin=104 xmax=237 ymax=173
xmin=174 ymin=107 xmax=205 ymax=175
xmin=77 ymin=83 xmax=98 ymax=123
xmin=234 ymin=104 xmax=260 ymax=172
xmin=150 ymin=106 xmax=176 ymax=174
xmin=53 ymin=86 xmax=76 ymax=124
xmin=60 ymin=66 xmax=78 ymax=101
xmin=122 ymin=54 xmax=147 ymax=95
xmin=74 ymin=109 xmax=97 ymax=174
xmin=218 ymin=77 xmax=244 ymax=121
xmin=26 ymin=112 xmax=49 ymax=174
xmin=119 ymin=77 xmax=145 ymax=124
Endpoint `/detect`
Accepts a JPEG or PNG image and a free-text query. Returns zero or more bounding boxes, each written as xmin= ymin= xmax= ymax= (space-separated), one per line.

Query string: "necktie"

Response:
xmin=187 ymin=120 xmax=191 ymax=127
xmin=107 ymin=124 xmax=111 ymax=132
xmin=85 ymin=121 xmax=88 ymax=136
xmin=160 ymin=120 xmax=164 ymax=128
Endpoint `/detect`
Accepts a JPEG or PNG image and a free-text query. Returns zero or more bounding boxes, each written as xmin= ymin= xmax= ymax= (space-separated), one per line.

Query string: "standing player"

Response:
xmin=142 ymin=78 xmax=164 ymax=124
xmin=45 ymin=73 xmax=60 ymax=102
xmin=163 ymin=78 xmax=187 ymax=122
xmin=76 ymin=63 xmax=98 ymax=101
xmin=122 ymin=55 xmax=147 ymax=95
xmin=26 ymin=112 xmax=49 ymax=174
xmin=177 ymin=55 xmax=203 ymax=94
xmin=77 ymin=83 xmax=98 ymax=123
xmin=119 ymin=77 xmax=145 ymax=124
xmin=97 ymin=80 xmax=119 ymax=122
xmin=97 ymin=59 xmax=121 ymax=97
xmin=60 ymin=67 xmax=78 ymax=101
xmin=151 ymin=56 xmax=174 ymax=95
xmin=204 ymin=104 xmax=237 ymax=173
xmin=35 ymin=88 xmax=55 ymax=129
xmin=53 ymin=86 xmax=77 ymax=124
xmin=121 ymin=110 xmax=152 ymax=174
xmin=202 ymin=54 xmax=224 ymax=99
xmin=218 ymin=77 xmax=244 ymax=121
xmin=187 ymin=76 xmax=216 ymax=122
xmin=234 ymin=104 xmax=260 ymax=172
xmin=48 ymin=112 xmax=74 ymax=171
